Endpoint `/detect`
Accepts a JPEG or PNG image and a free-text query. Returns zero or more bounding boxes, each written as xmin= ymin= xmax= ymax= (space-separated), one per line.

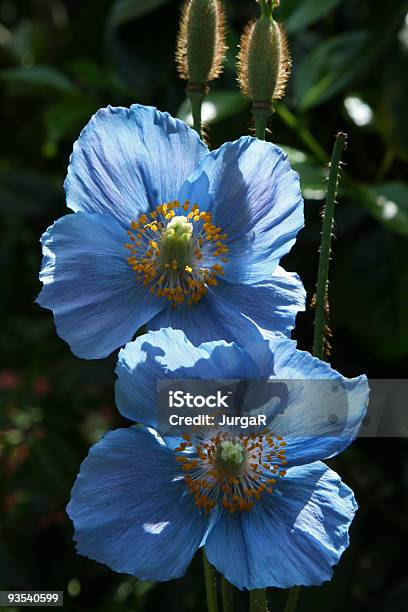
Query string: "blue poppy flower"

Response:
xmin=67 ymin=329 xmax=369 ymax=589
xmin=37 ymin=104 xmax=305 ymax=359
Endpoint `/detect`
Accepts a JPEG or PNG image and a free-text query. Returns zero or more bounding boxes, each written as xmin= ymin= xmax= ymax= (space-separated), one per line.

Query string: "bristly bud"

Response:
xmin=176 ymin=0 xmax=227 ymax=90
xmin=237 ymin=2 xmax=291 ymax=136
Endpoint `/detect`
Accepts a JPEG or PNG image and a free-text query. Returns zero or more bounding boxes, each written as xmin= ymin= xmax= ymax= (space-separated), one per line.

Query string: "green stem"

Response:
xmin=252 ymin=106 xmax=271 ymax=140
xmin=221 ymin=576 xmax=234 ymax=612
xmin=312 ymin=132 xmax=346 ymax=361
xmin=377 ymin=148 xmax=395 ymax=181
xmin=255 ymin=117 xmax=268 ymax=139
xmin=249 ymin=589 xmax=268 ymax=612
xmin=202 ymin=549 xmax=219 ymax=612
xmin=275 ymin=103 xmax=329 ymax=164
xmin=284 ymin=587 xmax=301 ymax=612
xmin=187 ymin=87 xmax=205 ymax=138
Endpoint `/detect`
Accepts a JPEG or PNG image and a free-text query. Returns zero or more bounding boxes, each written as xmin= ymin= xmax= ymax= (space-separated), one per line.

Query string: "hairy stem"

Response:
xmin=202 ymin=549 xmax=219 ymax=612
xmin=284 ymin=587 xmax=301 ymax=612
xmin=221 ymin=576 xmax=234 ymax=612
xmin=187 ymin=87 xmax=205 ymax=138
xmin=313 ymin=132 xmax=346 ymax=360
xmin=249 ymin=589 xmax=269 ymax=612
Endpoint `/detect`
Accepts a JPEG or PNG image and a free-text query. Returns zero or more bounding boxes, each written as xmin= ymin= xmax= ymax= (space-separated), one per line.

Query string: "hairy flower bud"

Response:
xmin=238 ymin=4 xmax=290 ymax=135
xmin=176 ymin=0 xmax=227 ymax=89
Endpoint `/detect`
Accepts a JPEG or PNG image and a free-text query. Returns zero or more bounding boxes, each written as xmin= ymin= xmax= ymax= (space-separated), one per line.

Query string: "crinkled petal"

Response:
xmin=243 ymin=338 xmax=369 ymax=466
xmin=147 ymin=293 xmax=262 ymax=346
xmin=37 ymin=212 xmax=164 ymax=359
xmin=211 ymin=267 xmax=306 ymax=339
xmin=115 ymin=329 xmax=261 ymax=426
xmin=147 ymin=267 xmax=305 ymax=345
xmin=205 ymin=462 xmax=357 ymax=590
xmin=178 ymin=137 xmax=304 ymax=284
xmin=65 ymin=104 xmax=208 ymax=223
xmin=67 ymin=427 xmax=211 ymax=580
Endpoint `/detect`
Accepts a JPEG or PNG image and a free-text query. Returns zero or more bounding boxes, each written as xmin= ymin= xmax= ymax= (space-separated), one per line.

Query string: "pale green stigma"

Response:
xmin=160 ymin=215 xmax=194 ymax=268
xmin=165 ymin=215 xmax=193 ymax=239
xmin=220 ymin=440 xmax=245 ymax=466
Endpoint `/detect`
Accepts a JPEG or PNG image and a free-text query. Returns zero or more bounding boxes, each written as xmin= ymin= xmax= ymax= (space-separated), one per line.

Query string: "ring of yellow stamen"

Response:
xmin=175 ymin=430 xmax=287 ymax=514
xmin=124 ymin=200 xmax=229 ymax=307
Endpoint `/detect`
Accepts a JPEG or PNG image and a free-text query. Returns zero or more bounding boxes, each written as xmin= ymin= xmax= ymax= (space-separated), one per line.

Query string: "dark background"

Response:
xmin=0 ymin=0 xmax=407 ymax=610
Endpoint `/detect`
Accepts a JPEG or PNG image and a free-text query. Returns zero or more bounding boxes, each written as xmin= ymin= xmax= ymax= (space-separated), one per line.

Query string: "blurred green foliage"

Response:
xmin=0 ymin=0 xmax=407 ymax=611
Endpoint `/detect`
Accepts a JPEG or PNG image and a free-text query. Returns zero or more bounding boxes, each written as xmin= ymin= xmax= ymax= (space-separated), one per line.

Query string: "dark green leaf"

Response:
xmin=282 ymin=146 xmax=327 ymax=199
xmin=333 ymin=229 xmax=408 ymax=359
xmin=377 ymin=52 xmax=408 ymax=162
xmin=281 ymin=0 xmax=343 ymax=34
xmin=281 ymin=148 xmax=408 ymax=235
xmin=0 ymin=170 xmax=64 ymax=217
xmin=294 ymin=31 xmax=370 ymax=110
xmin=44 ymin=97 xmax=99 ymax=146
xmin=67 ymin=59 xmax=130 ymax=95
xmin=110 ymin=0 xmax=172 ymax=26
xmin=6 ymin=19 xmax=46 ymax=64
xmin=107 ymin=19 xmax=173 ymax=96
xmin=0 ymin=65 xmax=78 ymax=95
xmin=345 ymin=182 xmax=408 ymax=237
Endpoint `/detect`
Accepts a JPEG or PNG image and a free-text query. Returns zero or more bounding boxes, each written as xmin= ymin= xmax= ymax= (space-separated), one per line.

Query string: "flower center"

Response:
xmin=175 ymin=430 xmax=287 ymax=514
xmin=216 ymin=440 xmax=245 ymax=475
xmin=160 ymin=216 xmax=193 ymax=269
xmin=124 ymin=200 xmax=229 ymax=307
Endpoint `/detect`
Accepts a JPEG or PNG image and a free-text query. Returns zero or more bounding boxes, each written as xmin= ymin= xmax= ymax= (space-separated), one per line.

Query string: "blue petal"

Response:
xmin=65 ymin=104 xmax=208 ymax=223
xmin=147 ymin=267 xmax=305 ymax=345
xmin=147 ymin=292 xmax=262 ymax=346
xmin=115 ymin=329 xmax=261 ymax=427
xmin=37 ymin=212 xmax=164 ymax=359
xmin=210 ymin=267 xmax=306 ymax=339
xmin=67 ymin=427 xmax=211 ymax=580
xmin=178 ymin=137 xmax=304 ymax=284
xmin=250 ymin=339 xmax=369 ymax=466
xmin=205 ymin=462 xmax=357 ymax=589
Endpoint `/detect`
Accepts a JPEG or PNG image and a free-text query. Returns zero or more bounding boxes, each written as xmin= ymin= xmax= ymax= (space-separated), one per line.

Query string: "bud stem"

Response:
xmin=253 ymin=105 xmax=272 ymax=140
xmin=313 ymin=132 xmax=346 ymax=360
xmin=187 ymin=87 xmax=206 ymax=137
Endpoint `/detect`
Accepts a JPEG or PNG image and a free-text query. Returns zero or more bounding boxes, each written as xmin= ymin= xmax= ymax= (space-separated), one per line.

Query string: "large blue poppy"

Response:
xmin=67 ymin=329 xmax=369 ymax=589
xmin=37 ymin=104 xmax=305 ymax=359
